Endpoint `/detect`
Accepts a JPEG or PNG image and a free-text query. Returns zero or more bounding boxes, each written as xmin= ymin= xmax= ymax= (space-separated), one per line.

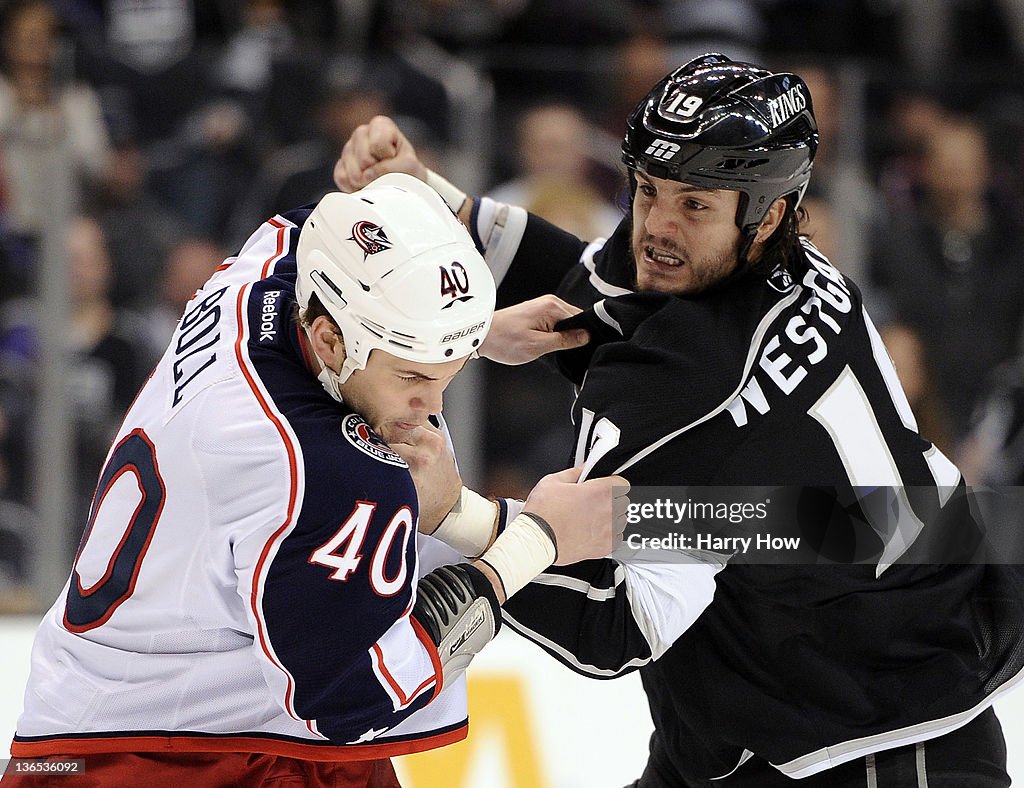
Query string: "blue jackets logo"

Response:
xmin=349 ymin=221 xmax=393 ymax=258
xmin=342 ymin=414 xmax=408 ymax=467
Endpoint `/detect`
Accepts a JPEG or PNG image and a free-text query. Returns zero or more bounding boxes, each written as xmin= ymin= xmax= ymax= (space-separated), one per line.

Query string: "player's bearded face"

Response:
xmin=338 ymin=351 xmax=467 ymax=440
xmin=630 ymin=172 xmax=744 ymax=295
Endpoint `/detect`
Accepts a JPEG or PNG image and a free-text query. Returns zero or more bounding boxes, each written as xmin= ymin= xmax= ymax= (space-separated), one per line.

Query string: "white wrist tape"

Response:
xmin=430 ymin=486 xmax=498 ymax=558
xmin=425 ymin=169 xmax=468 ymax=215
xmin=479 ymin=513 xmax=557 ymax=600
xmin=474 ymin=197 xmax=528 ymax=286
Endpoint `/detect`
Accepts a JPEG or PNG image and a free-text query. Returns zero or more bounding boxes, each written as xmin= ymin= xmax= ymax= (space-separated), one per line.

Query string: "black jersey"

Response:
xmin=492 ymin=214 xmax=1024 ymax=781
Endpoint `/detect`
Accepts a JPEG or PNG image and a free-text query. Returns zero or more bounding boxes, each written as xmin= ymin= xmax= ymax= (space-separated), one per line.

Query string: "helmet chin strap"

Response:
xmin=303 ymin=325 xmax=358 ymax=403
xmin=315 ymin=363 xmax=348 ymax=403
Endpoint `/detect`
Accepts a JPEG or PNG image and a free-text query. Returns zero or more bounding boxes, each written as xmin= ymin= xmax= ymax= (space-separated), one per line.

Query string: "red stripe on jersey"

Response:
xmin=410 ymin=614 xmax=444 ymax=700
xmin=9 ymin=724 xmax=469 ymax=761
xmin=262 ymin=219 xmax=289 ymax=279
xmin=370 ymin=640 xmax=437 ymax=709
xmin=75 ymin=464 xmax=149 ymax=596
xmin=64 ymin=429 xmax=167 ymax=633
xmin=232 ymin=284 xmax=304 ymax=724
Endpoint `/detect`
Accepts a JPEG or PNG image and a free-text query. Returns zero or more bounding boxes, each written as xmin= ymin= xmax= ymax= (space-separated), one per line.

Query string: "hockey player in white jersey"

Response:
xmin=2 ymin=174 xmax=628 ymax=787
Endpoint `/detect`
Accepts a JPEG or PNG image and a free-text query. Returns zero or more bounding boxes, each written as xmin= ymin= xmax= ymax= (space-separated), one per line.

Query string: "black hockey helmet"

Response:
xmin=622 ymin=53 xmax=818 ymax=236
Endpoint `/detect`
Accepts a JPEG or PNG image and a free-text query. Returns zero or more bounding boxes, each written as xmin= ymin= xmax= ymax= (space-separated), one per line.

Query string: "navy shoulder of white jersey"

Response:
xmin=241 ymin=262 xmax=432 ymax=742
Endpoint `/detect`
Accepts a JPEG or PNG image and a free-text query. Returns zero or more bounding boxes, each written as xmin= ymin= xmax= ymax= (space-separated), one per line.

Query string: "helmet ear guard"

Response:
xmin=622 ymin=52 xmax=819 ymax=239
xmin=296 ymin=174 xmax=496 ymax=389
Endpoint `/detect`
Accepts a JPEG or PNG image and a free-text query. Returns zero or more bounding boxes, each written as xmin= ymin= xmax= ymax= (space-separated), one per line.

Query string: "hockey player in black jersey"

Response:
xmin=336 ymin=54 xmax=1024 ymax=787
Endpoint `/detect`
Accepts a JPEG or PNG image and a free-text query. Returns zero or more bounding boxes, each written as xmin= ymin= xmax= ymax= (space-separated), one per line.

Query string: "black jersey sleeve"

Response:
xmin=502 ymin=557 xmax=720 ymax=678
xmin=492 ymin=212 xmax=590 ymax=309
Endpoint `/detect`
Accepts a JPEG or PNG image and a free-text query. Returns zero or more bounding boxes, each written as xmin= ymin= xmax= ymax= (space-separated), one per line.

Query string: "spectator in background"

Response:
xmin=216 ymin=0 xmax=296 ymax=112
xmin=0 ymin=290 xmax=32 ymax=508
xmin=483 ymin=100 xmax=622 ymax=494
xmin=214 ymin=0 xmax=331 ymax=149
xmin=879 ymin=322 xmax=955 ymax=456
xmin=71 ymin=2 xmax=268 ymax=242
xmin=606 ymin=27 xmax=671 ymax=128
xmin=869 ymin=114 xmax=1024 ymax=447
xmin=72 ymin=0 xmax=211 ymax=147
xmin=657 ymin=0 xmax=764 ymax=65
xmin=371 ymin=0 xmax=529 ymax=56
xmin=898 ymin=0 xmax=1024 ymax=79
xmin=63 ymin=215 xmax=149 ymax=540
xmin=0 ymin=0 xmax=110 ymax=239
xmin=798 ymin=188 xmax=839 ymax=263
xmin=146 ymin=96 xmax=262 ymax=242
xmin=783 ymin=61 xmax=882 ymax=288
xmin=489 ymin=101 xmax=621 ymax=240
xmin=88 ymin=114 xmax=187 ymax=310
xmin=412 ymin=0 xmax=629 ymax=108
xmin=0 ymin=398 xmax=36 ymax=613
xmin=226 ymin=77 xmax=391 ymax=248
xmin=523 ymin=179 xmax=618 ymax=241
xmin=874 ymin=84 xmax=951 ymax=216
xmin=0 ymin=214 xmax=148 ymax=553
xmin=593 ymin=23 xmax=671 ymax=196
xmin=138 ymin=236 xmax=225 ymax=366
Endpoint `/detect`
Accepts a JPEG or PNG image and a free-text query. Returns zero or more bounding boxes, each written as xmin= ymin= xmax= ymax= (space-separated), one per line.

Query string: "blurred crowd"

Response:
xmin=3 ymin=0 xmax=1024 ymax=609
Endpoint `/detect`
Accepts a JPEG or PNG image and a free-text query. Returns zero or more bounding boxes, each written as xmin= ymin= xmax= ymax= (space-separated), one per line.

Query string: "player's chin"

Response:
xmin=379 ymin=420 xmax=422 ymax=443
xmin=635 ymin=263 xmax=690 ymax=295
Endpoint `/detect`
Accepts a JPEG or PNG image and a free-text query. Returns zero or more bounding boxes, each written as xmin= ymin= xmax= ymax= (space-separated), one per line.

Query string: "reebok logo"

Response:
xmin=259 ymin=290 xmax=281 ymax=341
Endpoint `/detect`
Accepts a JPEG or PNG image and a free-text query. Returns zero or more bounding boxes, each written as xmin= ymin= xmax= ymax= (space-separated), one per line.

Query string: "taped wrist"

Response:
xmin=431 ymin=486 xmax=499 ymax=558
xmin=425 ymin=169 xmax=468 ymax=215
xmin=477 ymin=512 xmax=557 ymax=601
xmin=413 ymin=564 xmax=500 ymax=690
xmin=470 ymin=197 xmax=528 ymax=286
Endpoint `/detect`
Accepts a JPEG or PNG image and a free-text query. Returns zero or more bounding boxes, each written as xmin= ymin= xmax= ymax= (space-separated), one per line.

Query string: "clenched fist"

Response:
xmin=335 ymin=116 xmax=427 ymax=193
xmin=523 ymin=466 xmax=631 ymax=566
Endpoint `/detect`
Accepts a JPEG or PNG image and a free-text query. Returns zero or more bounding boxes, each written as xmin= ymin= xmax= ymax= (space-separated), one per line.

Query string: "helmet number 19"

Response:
xmin=664 ymin=91 xmax=703 ymax=118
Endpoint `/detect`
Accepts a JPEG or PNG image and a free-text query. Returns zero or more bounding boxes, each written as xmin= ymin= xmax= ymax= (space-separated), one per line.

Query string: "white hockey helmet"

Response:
xmin=296 ymin=173 xmax=495 ymax=386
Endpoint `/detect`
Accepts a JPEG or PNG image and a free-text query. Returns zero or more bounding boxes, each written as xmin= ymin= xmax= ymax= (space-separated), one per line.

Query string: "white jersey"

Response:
xmin=13 ymin=209 xmax=479 ymax=761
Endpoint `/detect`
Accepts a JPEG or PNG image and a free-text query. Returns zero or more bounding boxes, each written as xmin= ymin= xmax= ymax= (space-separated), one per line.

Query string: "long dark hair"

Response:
xmin=749 ymin=197 xmax=808 ymax=275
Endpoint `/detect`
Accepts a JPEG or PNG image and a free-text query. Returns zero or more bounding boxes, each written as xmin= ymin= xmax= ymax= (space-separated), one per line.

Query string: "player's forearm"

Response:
xmin=502 ymin=558 xmax=723 ymax=677
xmin=428 ymin=486 xmax=503 ymax=555
xmin=425 ymin=169 xmax=473 ymax=226
xmin=423 ymin=168 xmax=531 ymax=289
xmin=412 ymin=510 xmax=559 ymax=689
xmin=423 ymin=495 xmax=555 ymax=604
